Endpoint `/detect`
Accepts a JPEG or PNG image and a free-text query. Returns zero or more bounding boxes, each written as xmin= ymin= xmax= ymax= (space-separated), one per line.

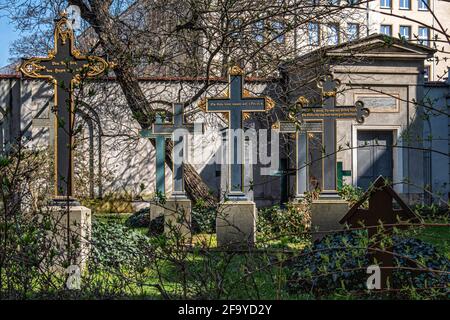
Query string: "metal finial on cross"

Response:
xmin=318 ymin=73 xmax=341 ymax=100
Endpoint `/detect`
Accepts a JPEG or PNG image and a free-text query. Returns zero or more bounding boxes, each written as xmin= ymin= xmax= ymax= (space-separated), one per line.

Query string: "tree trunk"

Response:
xmin=70 ymin=0 xmax=217 ymax=205
xmin=165 ymin=141 xmax=216 ymax=206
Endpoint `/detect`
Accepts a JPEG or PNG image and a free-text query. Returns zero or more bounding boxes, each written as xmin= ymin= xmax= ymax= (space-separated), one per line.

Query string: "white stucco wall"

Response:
xmin=0 ymin=76 xmax=269 ymax=200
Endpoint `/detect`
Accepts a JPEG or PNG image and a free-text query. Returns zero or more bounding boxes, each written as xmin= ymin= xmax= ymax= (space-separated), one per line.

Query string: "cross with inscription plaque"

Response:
xmin=202 ymin=66 xmax=274 ymax=200
xmin=141 ymin=103 xmax=203 ymax=199
xmin=19 ymin=12 xmax=110 ymax=202
xmin=298 ymin=74 xmax=370 ymax=199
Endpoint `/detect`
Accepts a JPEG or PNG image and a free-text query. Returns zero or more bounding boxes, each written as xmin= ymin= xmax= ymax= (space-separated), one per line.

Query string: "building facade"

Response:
xmin=282 ymin=34 xmax=447 ymax=204
xmin=0 ymin=35 xmax=448 ymax=206
xmin=73 ymin=1 xmax=449 ymax=82
xmin=367 ymin=0 xmax=450 ymax=81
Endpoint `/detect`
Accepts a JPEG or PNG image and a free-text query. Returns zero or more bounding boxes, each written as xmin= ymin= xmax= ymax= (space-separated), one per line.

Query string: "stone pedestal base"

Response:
xmin=216 ymin=201 xmax=257 ymax=248
xmin=311 ymin=199 xmax=349 ymax=242
xmin=163 ymin=198 xmax=192 ymax=240
xmin=150 ymin=203 xmax=165 ymax=221
xmin=46 ymin=205 xmax=92 ymax=270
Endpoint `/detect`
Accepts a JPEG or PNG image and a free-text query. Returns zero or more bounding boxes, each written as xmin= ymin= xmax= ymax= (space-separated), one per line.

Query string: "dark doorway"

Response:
xmin=357 ymin=130 xmax=393 ymax=190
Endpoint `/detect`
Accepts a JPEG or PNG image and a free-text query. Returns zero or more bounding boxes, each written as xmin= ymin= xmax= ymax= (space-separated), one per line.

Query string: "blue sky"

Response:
xmin=0 ymin=15 xmax=20 ymax=67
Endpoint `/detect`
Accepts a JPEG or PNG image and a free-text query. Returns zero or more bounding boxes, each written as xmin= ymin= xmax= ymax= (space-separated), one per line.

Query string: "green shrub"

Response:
xmin=338 ymin=184 xmax=365 ymax=206
xmin=257 ymin=202 xmax=310 ymax=244
xmin=191 ymin=200 xmax=217 ymax=234
xmin=149 ymin=215 xmax=164 ymax=236
xmin=287 ymin=231 xmax=450 ymax=299
xmin=412 ymin=203 xmax=449 ymax=219
xmin=90 ymin=220 xmax=153 ymax=269
xmin=125 ymin=207 xmax=151 ymax=228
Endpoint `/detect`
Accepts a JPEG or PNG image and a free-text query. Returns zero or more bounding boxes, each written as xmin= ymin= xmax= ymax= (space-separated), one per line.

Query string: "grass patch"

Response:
xmin=83 ymin=198 xmax=134 ymax=214
xmin=94 ymin=212 xmax=131 ymax=224
xmin=192 ymin=233 xmax=217 ymax=248
xmin=85 ymin=213 xmax=448 ymax=299
xmin=414 ymin=225 xmax=450 ymax=258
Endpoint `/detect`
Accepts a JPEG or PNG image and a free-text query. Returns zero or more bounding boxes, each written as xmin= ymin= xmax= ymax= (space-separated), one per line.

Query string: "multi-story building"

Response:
xmin=367 ymin=0 xmax=450 ymax=81
xmin=195 ymin=1 xmax=450 ymax=80
xmin=289 ymin=0 xmax=450 ymax=81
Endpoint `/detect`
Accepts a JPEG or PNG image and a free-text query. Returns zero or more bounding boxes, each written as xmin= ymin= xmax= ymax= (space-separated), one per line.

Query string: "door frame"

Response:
xmin=351 ymin=124 xmax=403 ymax=193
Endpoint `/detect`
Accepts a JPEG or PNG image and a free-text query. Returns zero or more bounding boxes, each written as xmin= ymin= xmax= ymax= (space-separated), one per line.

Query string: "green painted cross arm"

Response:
xmin=139 ymin=129 xmax=171 ymax=139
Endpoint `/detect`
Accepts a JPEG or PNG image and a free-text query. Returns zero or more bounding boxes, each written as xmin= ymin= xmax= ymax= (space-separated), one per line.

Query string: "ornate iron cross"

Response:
xmin=19 ymin=13 xmax=110 ymax=201
xmin=298 ymin=73 xmax=370 ymax=198
xmin=201 ymin=66 xmax=274 ymax=200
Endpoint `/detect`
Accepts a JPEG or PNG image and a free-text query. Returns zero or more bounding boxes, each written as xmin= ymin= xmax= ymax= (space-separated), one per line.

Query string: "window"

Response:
xmin=328 ymin=0 xmax=340 ymax=5
xmin=272 ymin=21 xmax=285 ymax=44
xmin=308 ymin=22 xmax=320 ymax=45
xmin=418 ymin=26 xmax=430 ymax=46
xmin=380 ymin=0 xmax=391 ymax=8
xmin=348 ymin=0 xmax=358 ymax=5
xmin=418 ymin=0 xmax=429 ymax=10
xmin=399 ymin=26 xmax=411 ymax=40
xmin=327 ymin=24 xmax=340 ymax=45
xmin=399 ymin=0 xmax=411 ymax=9
xmin=347 ymin=23 xmax=359 ymax=41
xmin=424 ymin=65 xmax=430 ymax=81
xmin=380 ymin=24 xmax=392 ymax=36
xmin=253 ymin=21 xmax=264 ymax=42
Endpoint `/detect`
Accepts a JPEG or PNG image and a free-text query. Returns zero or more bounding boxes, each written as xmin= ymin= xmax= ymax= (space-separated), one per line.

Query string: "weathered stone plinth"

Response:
xmin=150 ymin=202 xmax=165 ymax=221
xmin=216 ymin=201 xmax=257 ymax=248
xmin=163 ymin=198 xmax=192 ymax=240
xmin=46 ymin=205 xmax=92 ymax=270
xmin=311 ymin=199 xmax=349 ymax=242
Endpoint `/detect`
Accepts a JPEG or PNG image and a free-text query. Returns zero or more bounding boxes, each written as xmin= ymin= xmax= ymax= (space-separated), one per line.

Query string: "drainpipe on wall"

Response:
xmin=424 ymin=118 xmax=432 ymax=204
